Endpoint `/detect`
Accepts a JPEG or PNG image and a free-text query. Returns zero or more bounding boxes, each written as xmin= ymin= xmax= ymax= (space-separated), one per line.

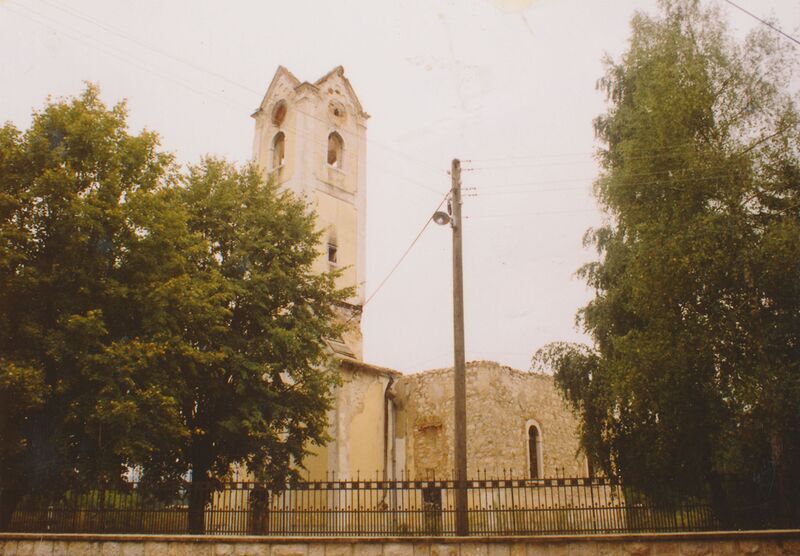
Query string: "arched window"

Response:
xmin=327 ymin=132 xmax=343 ymax=169
xmin=527 ymin=423 xmax=542 ymax=479
xmin=272 ymin=132 xmax=285 ymax=169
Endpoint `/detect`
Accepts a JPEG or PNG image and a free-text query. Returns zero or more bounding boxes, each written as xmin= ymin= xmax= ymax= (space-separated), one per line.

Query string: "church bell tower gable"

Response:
xmin=252 ymin=66 xmax=369 ymax=360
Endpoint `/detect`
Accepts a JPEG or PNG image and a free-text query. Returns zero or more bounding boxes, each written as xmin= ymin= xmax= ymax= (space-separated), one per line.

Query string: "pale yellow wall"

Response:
xmin=346 ymin=378 xmax=386 ymax=479
xmin=252 ymin=68 xmax=367 ymax=310
xmin=302 ymin=363 xmax=396 ymax=481
xmin=250 ymin=68 xmax=380 ymax=482
xmin=311 ymin=191 xmax=358 ymax=295
xmin=301 ymin=437 xmax=331 ymax=481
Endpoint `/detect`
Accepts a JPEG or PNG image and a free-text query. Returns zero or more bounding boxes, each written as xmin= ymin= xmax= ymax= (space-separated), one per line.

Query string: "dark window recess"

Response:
xmin=327 ymin=132 xmax=343 ymax=168
xmin=272 ymin=132 xmax=285 ymax=169
xmin=529 ymin=426 xmax=540 ymax=479
xmin=327 ymin=244 xmax=338 ymax=264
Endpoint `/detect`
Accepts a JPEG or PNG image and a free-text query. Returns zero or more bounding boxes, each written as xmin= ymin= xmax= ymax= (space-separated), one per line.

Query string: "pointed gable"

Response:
xmin=253 ymin=66 xmax=369 ymax=120
xmin=314 ymin=66 xmax=370 ymax=120
xmin=252 ymin=65 xmax=301 ymax=117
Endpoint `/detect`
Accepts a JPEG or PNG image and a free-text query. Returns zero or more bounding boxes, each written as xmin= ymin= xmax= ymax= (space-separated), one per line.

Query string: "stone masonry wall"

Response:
xmin=3 ymin=531 xmax=799 ymax=555
xmin=393 ymin=361 xmax=585 ymax=479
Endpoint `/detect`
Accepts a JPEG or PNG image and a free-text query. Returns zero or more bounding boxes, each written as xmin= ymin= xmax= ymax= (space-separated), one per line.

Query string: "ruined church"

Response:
xmin=251 ymin=66 xmax=587 ymax=481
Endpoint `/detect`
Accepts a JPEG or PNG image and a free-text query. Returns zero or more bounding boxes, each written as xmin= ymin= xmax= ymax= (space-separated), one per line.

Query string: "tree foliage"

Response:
xmin=0 ymin=86 xmax=346 ymax=531
xmin=0 ymin=86 xmax=178 ymax=527
xmin=127 ymin=159 xmax=348 ymax=531
xmin=535 ymin=0 xmax=800 ymax=526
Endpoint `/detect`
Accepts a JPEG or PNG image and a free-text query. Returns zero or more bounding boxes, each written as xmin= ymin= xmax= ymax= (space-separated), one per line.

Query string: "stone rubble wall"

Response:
xmin=393 ymin=361 xmax=586 ymax=479
xmin=2 ymin=532 xmax=799 ymax=555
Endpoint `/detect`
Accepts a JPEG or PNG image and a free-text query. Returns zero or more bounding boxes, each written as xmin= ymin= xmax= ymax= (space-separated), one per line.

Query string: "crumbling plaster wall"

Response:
xmin=393 ymin=361 xmax=586 ymax=479
xmin=304 ymin=361 xmax=397 ymax=481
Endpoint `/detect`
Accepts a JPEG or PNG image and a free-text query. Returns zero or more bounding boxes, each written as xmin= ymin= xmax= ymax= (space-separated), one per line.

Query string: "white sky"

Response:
xmin=2 ymin=0 xmax=798 ymax=373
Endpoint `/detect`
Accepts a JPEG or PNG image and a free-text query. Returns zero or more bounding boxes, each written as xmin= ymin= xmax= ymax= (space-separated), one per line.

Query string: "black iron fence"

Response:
xmin=8 ymin=477 xmax=718 ymax=536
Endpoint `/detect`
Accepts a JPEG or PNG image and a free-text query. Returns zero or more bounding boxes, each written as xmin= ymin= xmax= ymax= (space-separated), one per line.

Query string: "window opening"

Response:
xmin=327 ymin=132 xmax=343 ymax=169
xmin=327 ymin=243 xmax=338 ymax=264
xmin=271 ymin=101 xmax=287 ymax=126
xmin=528 ymin=425 xmax=540 ymax=479
xmin=272 ymin=132 xmax=285 ymax=169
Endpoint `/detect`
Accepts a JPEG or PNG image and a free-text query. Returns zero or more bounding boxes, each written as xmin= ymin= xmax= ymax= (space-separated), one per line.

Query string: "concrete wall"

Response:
xmin=394 ymin=362 xmax=586 ymax=479
xmin=3 ymin=531 xmax=799 ymax=555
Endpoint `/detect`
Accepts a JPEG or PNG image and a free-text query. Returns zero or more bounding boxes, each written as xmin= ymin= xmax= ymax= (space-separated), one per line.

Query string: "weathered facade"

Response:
xmin=252 ymin=65 xmax=368 ymax=359
xmin=251 ymin=67 xmax=586 ymax=482
xmin=392 ymin=361 xmax=587 ymax=480
xmin=303 ymin=359 xmax=399 ymax=481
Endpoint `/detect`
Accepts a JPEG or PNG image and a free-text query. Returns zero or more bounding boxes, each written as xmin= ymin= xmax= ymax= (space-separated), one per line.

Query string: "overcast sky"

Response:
xmin=2 ymin=0 xmax=799 ymax=373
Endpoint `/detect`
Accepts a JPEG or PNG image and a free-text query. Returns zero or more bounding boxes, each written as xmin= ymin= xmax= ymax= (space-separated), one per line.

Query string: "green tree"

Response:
xmin=535 ymin=0 xmax=800 ymax=527
xmin=121 ymin=158 xmax=347 ymax=532
xmin=0 ymin=85 xmax=180 ymax=528
xmin=1 ymin=87 xmax=347 ymax=533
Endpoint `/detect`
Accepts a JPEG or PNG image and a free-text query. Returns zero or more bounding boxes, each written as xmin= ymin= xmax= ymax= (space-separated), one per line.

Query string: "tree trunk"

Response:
xmin=0 ymin=485 xmax=24 ymax=531
xmin=770 ymin=430 xmax=795 ymax=528
xmin=248 ymin=486 xmax=270 ymax=534
xmin=708 ymin=473 xmax=732 ymax=529
xmin=187 ymin=469 xmax=210 ymax=534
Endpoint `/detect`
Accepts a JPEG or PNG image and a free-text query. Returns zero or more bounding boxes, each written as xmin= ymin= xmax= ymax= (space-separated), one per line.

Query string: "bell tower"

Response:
xmin=252 ymin=66 xmax=369 ymax=360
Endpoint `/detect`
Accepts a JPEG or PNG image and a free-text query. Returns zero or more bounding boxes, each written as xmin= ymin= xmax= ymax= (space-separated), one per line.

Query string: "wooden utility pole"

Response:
xmin=451 ymin=158 xmax=468 ymax=536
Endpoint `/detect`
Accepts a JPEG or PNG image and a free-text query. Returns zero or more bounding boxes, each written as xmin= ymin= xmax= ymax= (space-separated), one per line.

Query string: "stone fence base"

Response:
xmin=1 ymin=531 xmax=799 ymax=555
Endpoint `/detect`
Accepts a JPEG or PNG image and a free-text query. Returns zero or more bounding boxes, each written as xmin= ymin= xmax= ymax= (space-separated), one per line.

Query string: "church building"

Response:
xmin=251 ymin=66 xmax=588 ymax=481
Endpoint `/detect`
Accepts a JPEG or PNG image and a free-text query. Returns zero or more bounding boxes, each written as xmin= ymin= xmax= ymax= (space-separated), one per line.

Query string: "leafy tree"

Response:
xmin=122 ymin=158 xmax=347 ymax=532
xmin=0 ymin=85 xmax=179 ymax=528
xmin=1 ymin=87 xmax=347 ymax=533
xmin=535 ymin=0 xmax=800 ymax=527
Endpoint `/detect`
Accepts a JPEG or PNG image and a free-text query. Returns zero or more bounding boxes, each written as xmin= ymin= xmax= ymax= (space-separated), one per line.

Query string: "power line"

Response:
xmin=471 ymin=170 xmax=743 ymax=192
xmin=464 ymin=141 xmax=707 ymax=165
xmin=722 ymin=0 xmax=800 ymax=47
xmin=31 ymin=0 xmax=448 ymax=180
xmin=38 ymin=0 xmax=262 ymax=96
xmin=357 ymin=192 xmax=450 ymax=313
xmin=473 ymin=185 xmax=591 ymax=196
xmin=13 ymin=0 xmax=452 ymax=329
xmin=5 ymin=2 xmax=249 ymax=112
xmin=464 ymin=208 xmax=598 ymax=219
xmin=8 ymin=1 xmax=449 ymax=205
xmin=471 ymin=171 xmax=746 ymax=194
xmin=8 ymin=0 xmax=447 ymax=187
xmin=465 ymin=159 xmax=597 ymax=171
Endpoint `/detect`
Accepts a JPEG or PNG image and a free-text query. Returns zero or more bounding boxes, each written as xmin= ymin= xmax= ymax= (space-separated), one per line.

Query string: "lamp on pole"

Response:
xmin=433 ymin=158 xmax=468 ymax=536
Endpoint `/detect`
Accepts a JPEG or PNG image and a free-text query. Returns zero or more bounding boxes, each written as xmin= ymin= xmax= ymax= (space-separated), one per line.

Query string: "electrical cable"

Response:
xmin=465 ymin=141 xmax=705 ymax=165
xmin=722 ymin=0 xmax=800 ymax=47
xmin=4 ymin=2 xmax=249 ymax=113
xmin=38 ymin=0 xmax=263 ymax=96
xmin=349 ymin=191 xmax=450 ymax=321
xmin=464 ymin=208 xmax=598 ymax=219
xmin=6 ymin=0 xmax=447 ymax=187
xmin=34 ymin=0 xmax=448 ymax=180
xmin=471 ymin=170 xmax=743 ymax=191
xmin=471 ymin=171 xmax=747 ymax=194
